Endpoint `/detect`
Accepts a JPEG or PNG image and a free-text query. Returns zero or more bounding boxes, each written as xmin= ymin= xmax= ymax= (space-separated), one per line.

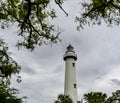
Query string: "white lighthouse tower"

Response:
xmin=63 ymin=44 xmax=78 ymax=103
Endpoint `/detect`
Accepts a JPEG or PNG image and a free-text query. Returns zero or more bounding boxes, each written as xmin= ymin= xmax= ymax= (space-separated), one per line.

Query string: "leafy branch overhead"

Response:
xmin=76 ymin=0 xmax=120 ymax=29
xmin=0 ymin=0 xmax=63 ymax=50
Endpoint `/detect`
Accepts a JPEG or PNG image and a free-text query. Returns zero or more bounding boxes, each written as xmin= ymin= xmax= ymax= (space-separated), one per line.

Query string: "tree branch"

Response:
xmin=110 ymin=2 xmax=120 ymax=10
xmin=21 ymin=0 xmax=32 ymax=30
xmin=54 ymin=0 xmax=68 ymax=16
xmin=83 ymin=0 xmax=114 ymax=17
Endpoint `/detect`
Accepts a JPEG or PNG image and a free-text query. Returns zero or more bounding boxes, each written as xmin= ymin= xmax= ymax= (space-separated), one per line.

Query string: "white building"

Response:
xmin=63 ymin=44 xmax=78 ymax=103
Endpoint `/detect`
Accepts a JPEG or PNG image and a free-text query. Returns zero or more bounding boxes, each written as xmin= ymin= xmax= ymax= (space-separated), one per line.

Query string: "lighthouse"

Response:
xmin=63 ymin=44 xmax=78 ymax=103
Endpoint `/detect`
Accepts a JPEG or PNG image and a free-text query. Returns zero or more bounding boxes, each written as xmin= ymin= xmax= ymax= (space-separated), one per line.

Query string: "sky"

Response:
xmin=1 ymin=0 xmax=120 ymax=103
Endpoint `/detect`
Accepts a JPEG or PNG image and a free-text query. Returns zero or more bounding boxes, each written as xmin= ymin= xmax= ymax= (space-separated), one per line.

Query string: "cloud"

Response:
xmin=111 ymin=79 xmax=120 ymax=86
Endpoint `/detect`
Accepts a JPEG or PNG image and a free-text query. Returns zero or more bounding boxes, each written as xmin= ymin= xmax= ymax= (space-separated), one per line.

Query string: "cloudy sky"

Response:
xmin=1 ymin=0 xmax=120 ymax=103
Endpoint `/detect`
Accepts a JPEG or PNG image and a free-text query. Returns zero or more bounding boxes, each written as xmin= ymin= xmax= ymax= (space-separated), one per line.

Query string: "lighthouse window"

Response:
xmin=72 ymin=63 xmax=75 ymax=67
xmin=74 ymin=84 xmax=77 ymax=88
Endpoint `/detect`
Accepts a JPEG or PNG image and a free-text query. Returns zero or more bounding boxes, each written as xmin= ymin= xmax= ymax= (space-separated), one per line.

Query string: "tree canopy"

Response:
xmin=1 ymin=0 xmax=120 ymax=49
xmin=0 ymin=82 xmax=25 ymax=103
xmin=0 ymin=38 xmax=25 ymax=103
xmin=84 ymin=92 xmax=107 ymax=103
xmin=55 ymin=94 xmax=73 ymax=103
xmin=76 ymin=0 xmax=120 ymax=29
xmin=83 ymin=90 xmax=120 ymax=103
xmin=0 ymin=0 xmax=65 ymax=50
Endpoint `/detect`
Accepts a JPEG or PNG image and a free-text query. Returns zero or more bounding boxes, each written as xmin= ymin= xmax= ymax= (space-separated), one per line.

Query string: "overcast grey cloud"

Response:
xmin=1 ymin=0 xmax=120 ymax=103
xmin=111 ymin=79 xmax=120 ymax=86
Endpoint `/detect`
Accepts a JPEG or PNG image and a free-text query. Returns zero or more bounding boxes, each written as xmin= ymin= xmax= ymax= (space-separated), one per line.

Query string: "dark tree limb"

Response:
xmin=54 ymin=0 xmax=68 ymax=16
xmin=21 ymin=0 xmax=32 ymax=31
xmin=83 ymin=0 xmax=117 ymax=17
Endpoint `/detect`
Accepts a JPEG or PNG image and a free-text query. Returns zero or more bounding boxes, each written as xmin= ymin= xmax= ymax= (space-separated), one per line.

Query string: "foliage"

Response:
xmin=76 ymin=0 xmax=120 ymax=29
xmin=84 ymin=92 xmax=107 ymax=103
xmin=83 ymin=90 xmax=120 ymax=103
xmin=0 ymin=39 xmax=20 ymax=79
xmin=0 ymin=82 xmax=25 ymax=103
xmin=0 ymin=0 xmax=64 ymax=50
xmin=0 ymin=38 xmax=24 ymax=103
xmin=55 ymin=94 xmax=73 ymax=103
xmin=107 ymin=90 xmax=120 ymax=103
